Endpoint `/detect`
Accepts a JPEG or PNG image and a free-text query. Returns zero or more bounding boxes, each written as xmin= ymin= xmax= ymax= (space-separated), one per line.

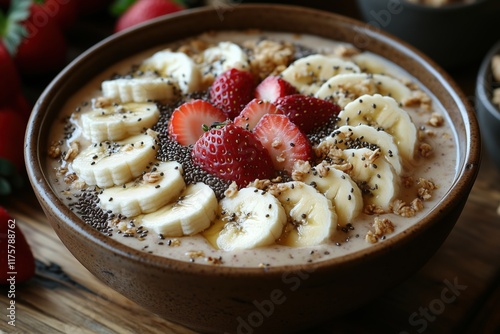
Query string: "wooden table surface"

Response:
xmin=1 ymin=3 xmax=500 ymax=334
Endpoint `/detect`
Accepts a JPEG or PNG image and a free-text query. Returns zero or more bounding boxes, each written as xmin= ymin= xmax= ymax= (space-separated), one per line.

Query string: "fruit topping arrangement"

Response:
xmin=50 ymin=35 xmax=443 ymax=253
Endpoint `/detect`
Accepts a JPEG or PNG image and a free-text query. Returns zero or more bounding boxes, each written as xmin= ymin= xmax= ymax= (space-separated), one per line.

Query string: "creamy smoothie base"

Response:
xmin=47 ymin=31 xmax=457 ymax=267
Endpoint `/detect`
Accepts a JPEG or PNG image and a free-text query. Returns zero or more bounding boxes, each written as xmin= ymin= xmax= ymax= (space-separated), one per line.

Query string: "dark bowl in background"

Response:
xmin=355 ymin=0 xmax=500 ymax=69
xmin=476 ymin=39 xmax=500 ymax=169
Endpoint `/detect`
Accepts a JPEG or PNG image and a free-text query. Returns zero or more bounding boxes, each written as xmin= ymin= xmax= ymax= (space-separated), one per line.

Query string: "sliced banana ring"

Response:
xmin=72 ymin=132 xmax=158 ymax=188
xmin=314 ymin=73 xmax=412 ymax=107
xmin=302 ymin=164 xmax=363 ymax=227
xmin=98 ymin=161 xmax=185 ymax=218
xmin=275 ymin=181 xmax=338 ymax=247
xmin=204 ymin=187 xmax=287 ymax=251
xmin=280 ymin=54 xmax=360 ymax=96
xmin=338 ymin=94 xmax=418 ymax=164
xmin=82 ymin=102 xmax=160 ymax=143
xmin=335 ymin=148 xmax=400 ymax=211
xmin=140 ymin=182 xmax=218 ymax=237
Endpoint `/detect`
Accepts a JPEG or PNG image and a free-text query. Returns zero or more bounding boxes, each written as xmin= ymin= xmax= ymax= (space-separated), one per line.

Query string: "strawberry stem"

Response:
xmin=0 ymin=0 xmax=30 ymax=56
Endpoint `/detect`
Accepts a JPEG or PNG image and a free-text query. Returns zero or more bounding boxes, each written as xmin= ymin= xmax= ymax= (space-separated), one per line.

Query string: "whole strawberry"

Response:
xmin=114 ymin=0 xmax=185 ymax=32
xmin=274 ymin=94 xmax=341 ymax=134
xmin=0 ymin=106 xmax=27 ymax=171
xmin=14 ymin=3 xmax=67 ymax=74
xmin=0 ymin=41 xmax=21 ymax=106
xmin=210 ymin=68 xmax=256 ymax=120
xmin=192 ymin=123 xmax=275 ymax=187
xmin=0 ymin=207 xmax=35 ymax=285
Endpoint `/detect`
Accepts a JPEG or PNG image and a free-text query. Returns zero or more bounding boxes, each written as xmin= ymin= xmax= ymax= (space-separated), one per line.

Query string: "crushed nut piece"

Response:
xmin=372 ymin=217 xmax=395 ymax=236
xmin=244 ymin=39 xmax=295 ymax=80
xmin=185 ymin=250 xmax=205 ymax=259
xmin=94 ymin=96 xmax=115 ymax=108
xmin=427 ymin=113 xmax=444 ymax=127
xmin=205 ymin=256 xmax=224 ymax=265
xmin=365 ymin=231 xmax=378 ymax=244
xmin=417 ymin=178 xmax=437 ymax=200
xmin=48 ymin=141 xmax=62 ymax=159
xmin=402 ymin=90 xmax=432 ymax=111
xmin=64 ymin=141 xmax=80 ymax=161
xmin=418 ymin=143 xmax=433 ymax=158
xmin=392 ymin=199 xmax=416 ymax=217
xmin=224 ymin=181 xmax=239 ymax=198
xmin=143 ymin=171 xmax=161 ymax=184
xmin=291 ymin=160 xmax=311 ymax=181
xmin=363 ymin=204 xmax=385 ymax=215
xmin=64 ymin=173 xmax=78 ymax=184
xmin=334 ymin=45 xmax=361 ymax=58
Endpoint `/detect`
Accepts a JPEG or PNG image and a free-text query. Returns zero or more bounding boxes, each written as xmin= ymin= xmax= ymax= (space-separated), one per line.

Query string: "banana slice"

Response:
xmin=280 ymin=54 xmax=360 ymax=96
xmin=326 ymin=124 xmax=403 ymax=175
xmin=338 ymin=94 xmax=418 ymax=164
xmin=315 ymin=73 xmax=412 ymax=107
xmin=200 ymin=41 xmax=250 ymax=78
xmin=81 ymin=102 xmax=160 ymax=143
xmin=97 ymin=161 xmax=185 ymax=218
xmin=302 ymin=164 xmax=363 ymax=227
xmin=203 ymin=187 xmax=287 ymax=251
xmin=275 ymin=181 xmax=337 ymax=247
xmin=335 ymin=148 xmax=399 ymax=211
xmin=351 ymin=53 xmax=387 ymax=74
xmin=140 ymin=182 xmax=218 ymax=237
xmin=101 ymin=77 xmax=179 ymax=104
xmin=72 ymin=132 xmax=158 ymax=188
xmin=140 ymin=50 xmax=202 ymax=94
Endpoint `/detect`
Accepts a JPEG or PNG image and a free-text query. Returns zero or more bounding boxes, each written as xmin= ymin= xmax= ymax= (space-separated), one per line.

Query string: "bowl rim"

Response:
xmin=25 ymin=3 xmax=481 ymax=277
xmin=476 ymin=39 xmax=500 ymax=121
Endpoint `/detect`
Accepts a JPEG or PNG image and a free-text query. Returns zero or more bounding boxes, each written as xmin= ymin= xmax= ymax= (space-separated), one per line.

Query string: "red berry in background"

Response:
xmin=0 ymin=106 xmax=27 ymax=171
xmin=210 ymin=68 xmax=256 ymax=120
xmin=41 ymin=0 xmax=78 ymax=30
xmin=192 ymin=123 xmax=275 ymax=187
xmin=114 ymin=0 xmax=184 ymax=33
xmin=14 ymin=4 xmax=67 ymax=75
xmin=0 ymin=207 xmax=36 ymax=285
xmin=0 ymin=41 xmax=21 ymax=106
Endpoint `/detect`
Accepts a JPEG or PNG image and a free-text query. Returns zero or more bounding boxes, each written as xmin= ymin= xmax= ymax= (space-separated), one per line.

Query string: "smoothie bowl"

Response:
xmin=25 ymin=4 xmax=480 ymax=333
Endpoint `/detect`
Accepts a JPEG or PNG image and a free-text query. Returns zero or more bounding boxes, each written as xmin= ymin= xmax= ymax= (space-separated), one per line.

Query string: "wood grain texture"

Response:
xmin=1 ymin=3 xmax=500 ymax=334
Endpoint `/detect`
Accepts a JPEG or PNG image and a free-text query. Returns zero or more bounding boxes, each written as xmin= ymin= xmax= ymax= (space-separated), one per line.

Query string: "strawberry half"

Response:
xmin=0 ymin=207 xmax=35 ymax=284
xmin=255 ymin=76 xmax=298 ymax=103
xmin=233 ymin=98 xmax=283 ymax=131
xmin=192 ymin=123 xmax=275 ymax=187
xmin=168 ymin=99 xmax=227 ymax=146
xmin=274 ymin=94 xmax=341 ymax=134
xmin=210 ymin=68 xmax=256 ymax=120
xmin=253 ymin=114 xmax=313 ymax=174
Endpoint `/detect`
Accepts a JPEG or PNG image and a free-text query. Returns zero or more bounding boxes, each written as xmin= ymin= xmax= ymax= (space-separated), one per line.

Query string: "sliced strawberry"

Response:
xmin=253 ymin=114 xmax=313 ymax=174
xmin=192 ymin=123 xmax=275 ymax=187
xmin=168 ymin=99 xmax=227 ymax=146
xmin=0 ymin=207 xmax=35 ymax=284
xmin=210 ymin=68 xmax=256 ymax=120
xmin=255 ymin=76 xmax=298 ymax=103
xmin=233 ymin=98 xmax=283 ymax=131
xmin=274 ymin=94 xmax=341 ymax=134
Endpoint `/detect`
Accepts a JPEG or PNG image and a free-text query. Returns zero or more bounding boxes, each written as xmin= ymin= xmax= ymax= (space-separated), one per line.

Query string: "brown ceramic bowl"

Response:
xmin=25 ymin=4 xmax=480 ymax=333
